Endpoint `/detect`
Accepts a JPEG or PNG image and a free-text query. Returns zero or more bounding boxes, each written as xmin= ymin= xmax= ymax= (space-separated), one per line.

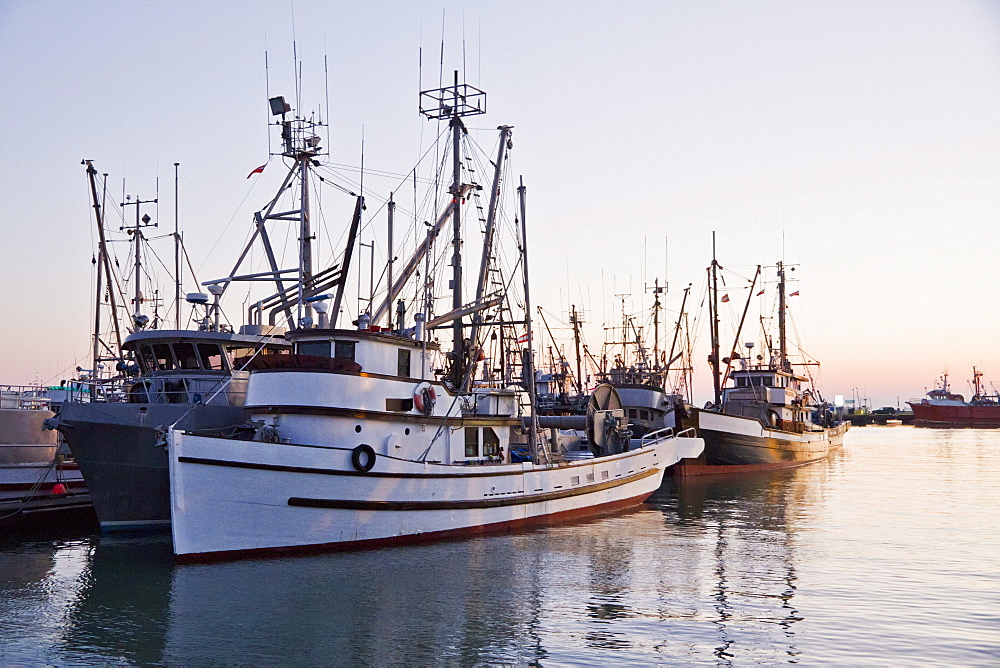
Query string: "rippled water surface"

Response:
xmin=2 ymin=427 xmax=998 ymax=664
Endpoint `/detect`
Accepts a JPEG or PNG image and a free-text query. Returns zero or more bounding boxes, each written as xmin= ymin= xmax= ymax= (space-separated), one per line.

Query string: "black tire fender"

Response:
xmin=351 ymin=444 xmax=376 ymax=472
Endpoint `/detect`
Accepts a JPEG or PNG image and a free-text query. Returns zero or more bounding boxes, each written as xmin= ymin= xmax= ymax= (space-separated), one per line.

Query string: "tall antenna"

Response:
xmin=324 ymin=52 xmax=331 ymax=152
xmin=265 ymin=48 xmax=272 ymax=155
xmin=438 ymin=8 xmax=445 ymax=89
xmin=174 ymin=162 xmax=181 ymax=328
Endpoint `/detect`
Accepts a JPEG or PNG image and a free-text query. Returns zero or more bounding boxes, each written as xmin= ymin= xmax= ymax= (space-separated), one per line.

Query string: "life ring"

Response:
xmin=351 ymin=444 xmax=376 ymax=472
xmin=413 ymin=382 xmax=437 ymax=416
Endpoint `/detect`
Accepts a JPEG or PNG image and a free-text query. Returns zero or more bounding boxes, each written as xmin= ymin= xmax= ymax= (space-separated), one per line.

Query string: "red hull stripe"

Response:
xmin=176 ymin=490 xmax=655 ymax=563
xmin=288 ymin=467 xmax=659 ymax=511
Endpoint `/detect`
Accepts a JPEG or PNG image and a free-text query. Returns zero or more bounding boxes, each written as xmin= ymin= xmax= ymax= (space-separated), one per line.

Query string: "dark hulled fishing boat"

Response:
xmin=46 ymin=160 xmax=295 ymax=530
xmin=678 ymin=251 xmax=846 ymax=476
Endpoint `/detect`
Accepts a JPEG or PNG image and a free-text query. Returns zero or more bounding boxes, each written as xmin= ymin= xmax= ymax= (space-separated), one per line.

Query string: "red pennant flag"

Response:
xmin=756 ymin=289 xmax=765 ymax=296
xmin=720 ymin=294 xmax=730 ymax=303
xmin=246 ymin=163 xmax=266 ymax=179
xmin=517 ymin=331 xmax=531 ymax=344
xmin=790 ymin=291 xmax=800 ymax=297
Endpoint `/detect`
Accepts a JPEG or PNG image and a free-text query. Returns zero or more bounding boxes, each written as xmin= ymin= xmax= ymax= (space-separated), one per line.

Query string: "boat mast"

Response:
xmin=777 ymin=260 xmax=788 ymax=372
xmin=120 ymin=192 xmax=157 ymax=330
xmin=709 ymin=232 xmax=722 ymax=406
xmin=449 ymin=75 xmax=465 ymax=375
xmin=518 ymin=176 xmax=545 ymax=464
xmin=418 ymin=70 xmax=486 ymax=387
xmin=652 ymin=278 xmax=662 ymax=367
xmin=570 ymin=304 xmax=584 ymax=393
xmin=174 ymin=162 xmax=181 ymax=329
xmin=296 ymin=127 xmax=313 ymax=325
xmin=387 ymin=194 xmax=395 ymax=331
xmin=84 ymin=161 xmax=123 ymax=373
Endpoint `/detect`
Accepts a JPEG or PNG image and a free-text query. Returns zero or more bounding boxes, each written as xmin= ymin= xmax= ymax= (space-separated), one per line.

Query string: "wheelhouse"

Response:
xmin=125 ymin=330 xmax=290 ymax=376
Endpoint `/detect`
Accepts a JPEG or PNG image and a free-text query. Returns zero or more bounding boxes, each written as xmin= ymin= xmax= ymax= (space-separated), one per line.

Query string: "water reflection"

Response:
xmin=60 ymin=534 xmax=172 ymax=664
xmin=9 ymin=431 xmax=994 ymax=664
xmin=159 ymin=537 xmax=566 ymax=664
xmin=44 ymin=468 xmax=828 ymax=664
xmin=651 ymin=467 xmax=828 ymax=663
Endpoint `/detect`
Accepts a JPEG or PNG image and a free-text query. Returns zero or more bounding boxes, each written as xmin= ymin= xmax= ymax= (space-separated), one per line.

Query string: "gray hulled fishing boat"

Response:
xmin=46 ymin=151 xmax=364 ymax=529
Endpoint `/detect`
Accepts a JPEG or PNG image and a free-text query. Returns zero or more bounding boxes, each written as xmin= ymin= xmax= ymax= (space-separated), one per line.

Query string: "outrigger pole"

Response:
xmin=84 ymin=160 xmax=123 ymax=374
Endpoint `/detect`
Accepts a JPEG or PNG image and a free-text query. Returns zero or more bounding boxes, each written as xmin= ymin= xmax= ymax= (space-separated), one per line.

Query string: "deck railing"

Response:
xmin=639 ymin=426 xmax=696 ymax=449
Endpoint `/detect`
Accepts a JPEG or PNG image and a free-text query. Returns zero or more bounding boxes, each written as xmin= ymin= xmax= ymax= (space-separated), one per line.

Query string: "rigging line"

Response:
xmin=323 ymin=161 xmax=444 ymax=184
xmin=181 ymin=240 xmax=202 ymax=292
xmin=418 ymin=394 xmax=463 ymax=462
xmin=319 ymin=124 xmax=451 ymax=204
xmin=196 ymin=177 xmax=265 ymax=274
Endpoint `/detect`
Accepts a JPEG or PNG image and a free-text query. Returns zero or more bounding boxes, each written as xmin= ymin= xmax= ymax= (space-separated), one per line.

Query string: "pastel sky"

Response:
xmin=1 ymin=0 xmax=997 ymax=408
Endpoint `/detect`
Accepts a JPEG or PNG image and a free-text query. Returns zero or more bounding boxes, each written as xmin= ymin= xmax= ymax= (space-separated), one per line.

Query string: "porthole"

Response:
xmin=404 ymin=428 xmax=411 ymax=435
xmin=355 ymin=425 xmax=362 ymax=433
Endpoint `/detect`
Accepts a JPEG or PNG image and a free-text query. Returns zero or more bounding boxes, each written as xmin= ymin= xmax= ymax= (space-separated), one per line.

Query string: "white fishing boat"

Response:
xmin=679 ymin=246 xmax=847 ymax=475
xmin=168 ymin=74 xmax=703 ymax=560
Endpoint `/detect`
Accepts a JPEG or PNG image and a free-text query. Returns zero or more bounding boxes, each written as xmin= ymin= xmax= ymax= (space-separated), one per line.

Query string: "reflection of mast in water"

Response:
xmin=661 ymin=471 xmax=813 ymax=660
xmin=711 ymin=521 xmax=735 ymax=663
xmin=581 ymin=519 xmax=637 ymax=650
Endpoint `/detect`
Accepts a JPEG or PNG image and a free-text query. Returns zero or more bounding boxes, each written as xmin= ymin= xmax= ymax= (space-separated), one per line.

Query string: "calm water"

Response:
xmin=2 ymin=427 xmax=998 ymax=665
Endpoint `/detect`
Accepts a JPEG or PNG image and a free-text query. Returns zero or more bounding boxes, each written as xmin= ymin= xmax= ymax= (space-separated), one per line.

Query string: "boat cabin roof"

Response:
xmin=124 ymin=329 xmax=290 ymax=350
xmin=287 ymin=328 xmax=439 ymax=351
xmin=728 ymin=367 xmax=808 ymax=389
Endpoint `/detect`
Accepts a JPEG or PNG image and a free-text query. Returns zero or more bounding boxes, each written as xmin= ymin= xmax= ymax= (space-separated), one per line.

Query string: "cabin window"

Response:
xmin=483 ymin=427 xmax=500 ymax=457
xmin=152 ymin=343 xmax=175 ymax=370
xmin=298 ymin=341 xmax=332 ymax=358
xmin=174 ymin=343 xmax=200 ymax=370
xmin=464 ymin=427 xmax=479 ymax=457
xmin=765 ymin=376 xmax=773 ymax=387
xmin=628 ymin=408 xmax=638 ymax=419
xmin=737 ymin=377 xmax=747 ymax=387
xmin=198 ymin=344 xmax=226 ymax=371
xmin=397 ymin=349 xmax=411 ymax=378
xmin=138 ymin=346 xmax=157 ymax=373
xmin=334 ymin=341 xmax=356 ymax=362
xmin=385 ymin=398 xmax=414 ymax=412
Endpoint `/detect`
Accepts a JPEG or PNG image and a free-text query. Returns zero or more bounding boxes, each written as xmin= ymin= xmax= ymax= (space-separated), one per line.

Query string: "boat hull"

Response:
xmin=677 ymin=409 xmax=847 ymax=476
xmin=169 ymin=431 xmax=704 ymax=561
xmin=55 ymin=402 xmax=246 ymax=530
xmin=908 ymin=402 xmax=1000 ymax=428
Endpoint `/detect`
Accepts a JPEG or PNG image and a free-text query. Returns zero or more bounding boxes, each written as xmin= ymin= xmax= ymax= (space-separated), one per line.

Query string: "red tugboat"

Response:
xmin=907 ymin=369 xmax=1000 ymax=428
